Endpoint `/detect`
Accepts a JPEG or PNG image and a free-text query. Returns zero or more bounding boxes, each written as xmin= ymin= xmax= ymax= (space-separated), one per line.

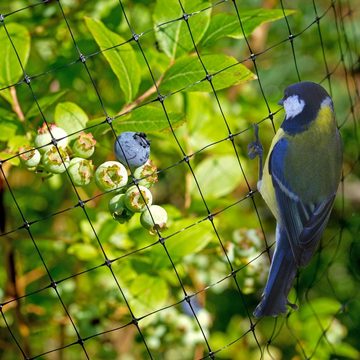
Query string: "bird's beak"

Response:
xmin=278 ymin=98 xmax=284 ymax=106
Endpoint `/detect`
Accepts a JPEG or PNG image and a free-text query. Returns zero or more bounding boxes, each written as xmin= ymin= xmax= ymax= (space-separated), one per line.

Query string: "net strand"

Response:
xmin=0 ymin=0 xmax=359 ymax=359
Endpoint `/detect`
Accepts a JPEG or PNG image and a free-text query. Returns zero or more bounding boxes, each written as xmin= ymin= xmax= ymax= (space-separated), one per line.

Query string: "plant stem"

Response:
xmin=1 ymin=175 xmax=30 ymax=354
xmin=118 ymin=59 xmax=174 ymax=116
xmin=119 ymin=82 xmax=159 ymax=115
xmin=10 ymin=86 xmax=25 ymax=122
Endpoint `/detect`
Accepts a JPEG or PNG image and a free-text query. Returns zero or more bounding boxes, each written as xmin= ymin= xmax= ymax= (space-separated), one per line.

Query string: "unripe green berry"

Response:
xmin=140 ymin=205 xmax=168 ymax=234
xmin=133 ymin=160 xmax=158 ymax=188
xmin=108 ymin=193 xmax=134 ymax=223
xmin=68 ymin=157 xmax=94 ymax=186
xmin=72 ymin=132 xmax=96 ymax=158
xmin=19 ymin=147 xmax=41 ymax=168
xmin=42 ymin=146 xmax=70 ymax=174
xmin=95 ymin=161 xmax=128 ymax=192
xmin=34 ymin=123 xmax=68 ymax=153
xmin=124 ymin=185 xmax=152 ymax=212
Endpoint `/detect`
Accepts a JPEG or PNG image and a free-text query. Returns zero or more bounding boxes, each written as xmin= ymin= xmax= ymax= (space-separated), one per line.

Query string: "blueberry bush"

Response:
xmin=0 ymin=1 xmax=359 ymax=359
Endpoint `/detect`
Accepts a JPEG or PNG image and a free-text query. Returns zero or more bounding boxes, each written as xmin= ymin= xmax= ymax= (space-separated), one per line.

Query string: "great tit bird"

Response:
xmin=251 ymin=81 xmax=343 ymax=317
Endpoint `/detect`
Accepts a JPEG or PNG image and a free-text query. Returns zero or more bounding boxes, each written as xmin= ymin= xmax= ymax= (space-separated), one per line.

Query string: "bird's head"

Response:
xmin=279 ymin=82 xmax=333 ymax=133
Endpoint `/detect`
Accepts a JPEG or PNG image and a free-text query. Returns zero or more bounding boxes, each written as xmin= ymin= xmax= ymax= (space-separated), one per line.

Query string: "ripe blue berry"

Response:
xmin=114 ymin=132 xmax=150 ymax=170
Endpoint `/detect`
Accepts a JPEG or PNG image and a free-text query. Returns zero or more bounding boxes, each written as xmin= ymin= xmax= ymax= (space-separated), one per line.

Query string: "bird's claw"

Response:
xmin=247 ymin=124 xmax=263 ymax=159
xmin=248 ymin=124 xmax=264 ymax=181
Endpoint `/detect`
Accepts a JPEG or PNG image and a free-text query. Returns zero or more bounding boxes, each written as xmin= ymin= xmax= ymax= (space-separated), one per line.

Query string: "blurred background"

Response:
xmin=0 ymin=0 xmax=359 ymax=359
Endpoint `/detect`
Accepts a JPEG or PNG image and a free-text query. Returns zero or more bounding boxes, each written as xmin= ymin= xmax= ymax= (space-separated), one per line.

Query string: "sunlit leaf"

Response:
xmin=88 ymin=105 xmax=184 ymax=136
xmin=26 ymin=91 xmax=67 ymax=119
xmin=113 ymin=105 xmax=184 ymax=133
xmin=201 ymin=9 xmax=296 ymax=46
xmin=85 ymin=17 xmax=141 ymax=103
xmin=67 ymin=243 xmax=100 ymax=261
xmin=331 ymin=342 xmax=360 ymax=359
xmin=130 ymin=274 xmax=168 ymax=309
xmin=0 ymin=89 xmax=13 ymax=105
xmin=153 ymin=0 xmax=211 ymax=58
xmin=190 ymin=155 xmax=246 ymax=199
xmin=150 ymin=218 xmax=215 ymax=267
xmin=55 ymin=101 xmax=88 ymax=134
xmin=0 ymin=23 xmax=30 ymax=87
xmin=0 ymin=119 xmax=20 ymax=141
xmin=0 ymin=151 xmax=19 ymax=165
xmin=160 ymin=54 xmax=255 ymax=93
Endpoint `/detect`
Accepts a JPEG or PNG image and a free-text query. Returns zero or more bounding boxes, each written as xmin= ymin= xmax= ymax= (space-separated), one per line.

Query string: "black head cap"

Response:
xmin=279 ymin=81 xmax=333 ymax=134
xmin=279 ymin=81 xmax=331 ymax=107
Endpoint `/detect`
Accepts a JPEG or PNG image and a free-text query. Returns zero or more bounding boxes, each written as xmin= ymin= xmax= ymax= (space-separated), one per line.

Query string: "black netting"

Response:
xmin=0 ymin=1 xmax=359 ymax=359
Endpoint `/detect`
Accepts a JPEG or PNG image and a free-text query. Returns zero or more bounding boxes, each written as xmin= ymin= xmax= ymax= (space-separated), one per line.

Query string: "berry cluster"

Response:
xmin=111 ymin=132 xmax=168 ymax=234
xmin=19 ymin=126 xmax=168 ymax=234
xmin=20 ymin=123 xmax=96 ymax=185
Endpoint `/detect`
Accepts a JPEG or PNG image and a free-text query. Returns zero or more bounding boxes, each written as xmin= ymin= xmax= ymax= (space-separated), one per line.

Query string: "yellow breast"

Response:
xmin=258 ymin=104 xmax=338 ymax=221
xmin=258 ymin=128 xmax=285 ymax=222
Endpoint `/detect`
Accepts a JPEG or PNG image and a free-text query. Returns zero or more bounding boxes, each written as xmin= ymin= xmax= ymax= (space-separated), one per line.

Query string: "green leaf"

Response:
xmin=55 ymin=101 xmax=88 ymax=134
xmin=150 ymin=218 xmax=215 ymax=267
xmin=0 ymin=107 xmax=17 ymax=121
xmin=26 ymin=91 xmax=67 ymax=118
xmin=190 ymin=155 xmax=246 ymax=199
xmin=160 ymin=54 xmax=255 ymax=93
xmin=85 ymin=17 xmax=140 ymax=103
xmin=114 ymin=105 xmax=184 ymax=133
xmin=300 ymin=297 xmax=341 ymax=318
xmin=153 ymin=0 xmax=211 ymax=58
xmin=0 ymin=23 xmax=30 ymax=87
xmin=330 ymin=343 xmax=360 ymax=359
xmin=201 ymin=9 xmax=296 ymax=47
xmin=186 ymin=93 xmax=226 ymax=150
xmin=0 ymin=89 xmax=13 ymax=105
xmin=167 ymin=220 xmax=214 ymax=258
xmin=0 ymin=109 xmax=26 ymax=152
xmin=130 ymin=274 xmax=168 ymax=309
xmin=67 ymin=243 xmax=100 ymax=261
xmin=97 ymin=218 xmax=118 ymax=243
xmin=0 ymin=119 xmax=20 ymax=141
xmin=8 ymin=135 xmax=28 ymax=152
xmin=88 ymin=105 xmax=184 ymax=136
xmin=0 ymin=151 xmax=19 ymax=166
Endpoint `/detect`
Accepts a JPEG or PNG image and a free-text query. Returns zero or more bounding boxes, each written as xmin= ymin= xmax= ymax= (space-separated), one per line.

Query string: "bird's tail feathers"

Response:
xmin=253 ymin=227 xmax=298 ymax=318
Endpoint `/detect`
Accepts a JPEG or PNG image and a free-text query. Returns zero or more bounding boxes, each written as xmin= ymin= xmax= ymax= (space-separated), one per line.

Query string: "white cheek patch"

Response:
xmin=321 ymin=96 xmax=333 ymax=110
xmin=283 ymin=95 xmax=305 ymax=119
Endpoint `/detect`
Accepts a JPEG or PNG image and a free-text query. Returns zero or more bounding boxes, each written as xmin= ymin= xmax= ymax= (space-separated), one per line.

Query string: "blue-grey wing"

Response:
xmin=269 ymin=138 xmax=336 ymax=267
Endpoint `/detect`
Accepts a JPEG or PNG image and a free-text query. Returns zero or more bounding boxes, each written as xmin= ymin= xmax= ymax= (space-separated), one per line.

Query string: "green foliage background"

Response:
xmin=0 ymin=0 xmax=359 ymax=359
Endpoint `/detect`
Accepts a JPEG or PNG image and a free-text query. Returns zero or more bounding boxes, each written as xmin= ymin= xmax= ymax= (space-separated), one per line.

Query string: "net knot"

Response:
xmin=183 ymin=13 xmax=189 ymax=21
xmin=133 ymin=33 xmax=140 ymax=42
xmin=79 ymin=53 xmax=86 ymax=63
xmin=24 ymin=75 xmax=31 ymax=84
